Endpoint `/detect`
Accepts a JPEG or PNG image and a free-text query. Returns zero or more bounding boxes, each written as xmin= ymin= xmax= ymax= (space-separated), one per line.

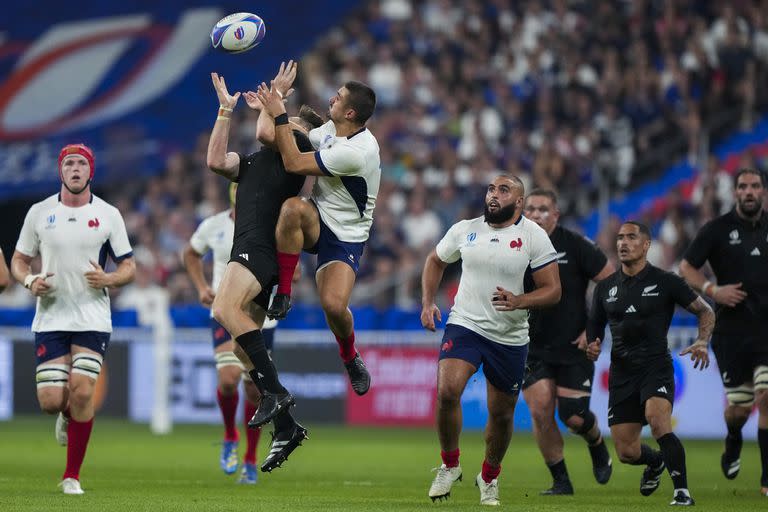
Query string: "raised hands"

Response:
xmin=211 ymin=72 xmax=241 ymax=110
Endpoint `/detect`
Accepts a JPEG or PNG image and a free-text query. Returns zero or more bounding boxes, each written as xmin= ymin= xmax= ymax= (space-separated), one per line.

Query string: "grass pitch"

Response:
xmin=0 ymin=417 xmax=765 ymax=511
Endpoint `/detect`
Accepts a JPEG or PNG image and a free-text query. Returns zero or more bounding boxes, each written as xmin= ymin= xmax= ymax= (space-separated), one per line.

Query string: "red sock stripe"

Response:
xmin=244 ymin=400 xmax=260 ymax=464
xmin=217 ymin=388 xmax=239 ymax=442
xmin=335 ymin=331 xmax=357 ymax=363
xmin=276 ymin=252 xmax=300 ymax=295
xmin=481 ymin=460 xmax=501 ymax=483
xmin=62 ymin=417 xmax=94 ymax=481
xmin=441 ymin=448 xmax=460 ymax=468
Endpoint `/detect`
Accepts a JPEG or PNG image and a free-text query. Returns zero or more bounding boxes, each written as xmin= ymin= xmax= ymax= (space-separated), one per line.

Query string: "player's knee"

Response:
xmin=436 ymin=386 xmax=463 ymax=407
xmin=279 ymin=197 xmax=304 ymax=223
xmin=645 ymin=413 xmax=669 ymax=438
xmin=37 ymin=391 xmax=65 ymax=415
xmin=321 ymin=300 xmax=348 ymax=321
xmin=67 ymin=382 xmax=94 ymax=409
xmin=557 ymin=397 xmax=594 ymax=434
xmin=488 ymin=406 xmax=515 ymax=424
xmin=211 ymin=302 xmax=229 ymax=327
xmin=616 ymin=445 xmax=640 ymax=464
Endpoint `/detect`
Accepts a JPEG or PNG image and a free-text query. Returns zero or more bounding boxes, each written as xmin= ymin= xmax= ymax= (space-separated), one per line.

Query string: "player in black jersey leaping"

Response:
xmin=587 ymin=221 xmax=714 ymax=506
xmin=206 ymin=62 xmax=322 ymax=473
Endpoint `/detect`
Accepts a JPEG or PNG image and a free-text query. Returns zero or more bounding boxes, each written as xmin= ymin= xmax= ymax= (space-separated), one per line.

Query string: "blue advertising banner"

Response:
xmin=0 ymin=1 xmax=362 ymax=199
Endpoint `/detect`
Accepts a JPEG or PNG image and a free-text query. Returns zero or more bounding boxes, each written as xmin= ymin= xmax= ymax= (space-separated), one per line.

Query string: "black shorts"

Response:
xmin=712 ymin=333 xmax=768 ymax=388
xmin=523 ymin=355 xmax=595 ymax=393
xmin=229 ymin=240 xmax=277 ymax=310
xmin=607 ymin=358 xmax=674 ymax=426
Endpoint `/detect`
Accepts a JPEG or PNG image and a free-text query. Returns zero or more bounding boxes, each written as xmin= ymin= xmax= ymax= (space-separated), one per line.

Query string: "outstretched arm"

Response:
xmin=206 ymin=72 xmax=241 ymax=180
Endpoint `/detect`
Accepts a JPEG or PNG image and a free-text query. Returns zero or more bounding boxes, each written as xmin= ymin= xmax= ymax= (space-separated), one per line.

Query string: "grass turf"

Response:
xmin=0 ymin=416 xmax=765 ymax=511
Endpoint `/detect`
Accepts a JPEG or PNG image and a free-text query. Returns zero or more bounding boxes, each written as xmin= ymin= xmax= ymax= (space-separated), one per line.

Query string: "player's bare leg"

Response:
xmin=429 ymin=359 xmax=474 ymax=501
xmin=557 ymin=386 xmax=612 ymax=485
xmin=755 ymin=387 xmax=768 ymax=495
xmin=37 ymin=354 xmax=71 ymax=446
xmin=57 ymin=346 xmax=102 ymax=495
xmin=215 ymin=340 xmax=244 ymax=475
xmin=611 ymin=422 xmax=665 ymax=497
xmin=525 ymin=379 xmax=573 ymax=494
xmin=270 ymin=197 xmax=319 ymax=319
xmin=213 ymin=264 xmax=295 ymax=429
xmin=476 ymin=381 xmax=518 ymax=506
xmin=646 ymin=397 xmax=693 ymax=505
xmin=316 ymin=261 xmax=370 ymax=395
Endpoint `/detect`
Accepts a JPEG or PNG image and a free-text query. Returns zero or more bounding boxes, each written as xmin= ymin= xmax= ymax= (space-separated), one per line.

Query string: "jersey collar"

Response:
xmin=619 ymin=262 xmax=651 ymax=282
xmin=346 ymin=126 xmax=367 ymax=139
xmin=729 ymin=208 xmax=767 ymax=229
xmin=57 ymin=192 xmax=94 ymax=203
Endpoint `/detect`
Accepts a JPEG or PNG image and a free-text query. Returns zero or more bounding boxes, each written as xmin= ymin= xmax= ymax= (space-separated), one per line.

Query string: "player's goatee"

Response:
xmin=484 ymin=203 xmax=517 ymax=224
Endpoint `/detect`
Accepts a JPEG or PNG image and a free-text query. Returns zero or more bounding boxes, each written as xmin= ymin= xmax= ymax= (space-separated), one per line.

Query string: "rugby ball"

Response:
xmin=210 ymin=13 xmax=266 ymax=54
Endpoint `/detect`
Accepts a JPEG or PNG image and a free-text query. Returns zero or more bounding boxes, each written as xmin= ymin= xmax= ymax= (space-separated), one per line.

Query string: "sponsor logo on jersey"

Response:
xmin=87 ymin=217 xmax=100 ymax=229
xmin=239 ymin=253 xmax=249 ymax=261
xmin=729 ymin=229 xmax=741 ymax=245
xmin=45 ymin=214 xmax=56 ymax=229
xmin=606 ymin=285 xmax=618 ymax=302
xmin=509 ymin=237 xmax=523 ymax=251
xmin=751 ymin=247 xmax=761 ymax=256
xmin=625 ymin=305 xmax=637 ymax=313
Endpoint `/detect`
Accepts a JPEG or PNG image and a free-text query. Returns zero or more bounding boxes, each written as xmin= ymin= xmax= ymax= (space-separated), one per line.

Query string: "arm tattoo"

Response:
xmin=685 ymin=296 xmax=715 ymax=343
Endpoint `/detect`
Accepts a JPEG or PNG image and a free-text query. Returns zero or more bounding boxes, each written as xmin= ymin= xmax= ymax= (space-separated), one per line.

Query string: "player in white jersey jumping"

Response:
xmin=256 ymin=73 xmax=379 ymax=396
xmin=183 ymin=183 xmax=267 ymax=484
xmin=10 ymin=143 xmax=135 ymax=495
xmin=420 ymin=175 xmax=561 ymax=506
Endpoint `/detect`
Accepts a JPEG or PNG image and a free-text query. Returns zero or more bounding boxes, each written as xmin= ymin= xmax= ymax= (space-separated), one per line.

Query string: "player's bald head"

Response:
xmin=492 ymin=174 xmax=525 ymax=196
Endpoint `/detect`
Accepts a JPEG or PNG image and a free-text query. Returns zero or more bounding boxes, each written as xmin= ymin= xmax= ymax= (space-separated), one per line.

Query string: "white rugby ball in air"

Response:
xmin=211 ymin=12 xmax=266 ymax=54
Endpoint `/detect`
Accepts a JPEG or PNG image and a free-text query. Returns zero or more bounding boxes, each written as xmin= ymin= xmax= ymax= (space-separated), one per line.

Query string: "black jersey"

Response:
xmin=682 ymin=209 xmax=768 ymax=334
xmin=525 ymin=225 xmax=607 ymax=363
xmin=588 ymin=264 xmax=697 ymax=371
xmin=233 ymin=130 xmax=312 ymax=246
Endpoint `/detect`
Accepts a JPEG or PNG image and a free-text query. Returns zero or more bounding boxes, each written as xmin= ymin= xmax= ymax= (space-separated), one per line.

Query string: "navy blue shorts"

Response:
xmin=34 ymin=331 xmax=110 ymax=365
xmin=307 ymin=208 xmax=365 ymax=274
xmin=211 ymin=318 xmax=231 ymax=349
xmin=439 ymin=324 xmax=528 ymax=395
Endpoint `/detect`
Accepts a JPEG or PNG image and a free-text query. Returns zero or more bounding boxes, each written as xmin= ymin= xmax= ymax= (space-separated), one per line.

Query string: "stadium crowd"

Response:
xmin=5 ymin=0 xmax=766 ymax=310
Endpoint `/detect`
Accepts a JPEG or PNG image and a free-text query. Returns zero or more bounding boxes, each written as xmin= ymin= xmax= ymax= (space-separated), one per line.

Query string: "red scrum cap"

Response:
xmin=58 ymin=143 xmax=95 ymax=180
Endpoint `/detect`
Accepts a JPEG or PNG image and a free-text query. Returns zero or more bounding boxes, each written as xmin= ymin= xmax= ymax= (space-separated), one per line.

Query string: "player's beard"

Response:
xmin=484 ymin=203 xmax=517 ymax=224
xmin=738 ymin=195 xmax=762 ymax=217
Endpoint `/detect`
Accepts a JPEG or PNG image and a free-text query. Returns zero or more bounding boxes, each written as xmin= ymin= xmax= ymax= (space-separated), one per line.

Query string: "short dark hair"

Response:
xmin=343 ymin=81 xmax=376 ymax=124
xmin=298 ymin=104 xmax=324 ymax=129
xmin=734 ymin=168 xmax=766 ymax=187
xmin=495 ymin=174 xmax=525 ymax=196
xmin=527 ymin=188 xmax=558 ymax=206
xmin=622 ymin=221 xmax=651 ymax=239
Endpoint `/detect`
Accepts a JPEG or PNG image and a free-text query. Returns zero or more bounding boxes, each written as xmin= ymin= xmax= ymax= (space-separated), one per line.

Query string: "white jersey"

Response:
xmin=436 ymin=215 xmax=557 ymax=346
xmin=309 ymin=120 xmax=381 ymax=242
xmin=189 ymin=210 xmax=234 ymax=293
xmin=188 ymin=209 xmax=277 ymax=329
xmin=15 ymin=193 xmax=133 ymax=333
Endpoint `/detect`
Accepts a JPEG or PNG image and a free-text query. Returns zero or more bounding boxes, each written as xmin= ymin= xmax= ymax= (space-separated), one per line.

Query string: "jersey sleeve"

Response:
xmin=315 ymin=141 xmax=365 ymax=177
xmin=577 ymin=234 xmax=608 ymax=279
xmin=586 ymin=281 xmax=608 ymax=342
xmin=308 ymin=124 xmax=324 ymax=150
xmin=435 ymin=222 xmax=464 ymax=264
xmin=529 ymin=226 xmax=558 ymax=272
xmin=189 ymin=218 xmax=212 ymax=255
xmin=681 ymin=221 xmax=715 ymax=268
xmin=15 ymin=205 xmax=40 ymax=257
xmin=668 ymin=272 xmax=699 ymax=308
xmin=108 ymin=207 xmax=133 ymax=262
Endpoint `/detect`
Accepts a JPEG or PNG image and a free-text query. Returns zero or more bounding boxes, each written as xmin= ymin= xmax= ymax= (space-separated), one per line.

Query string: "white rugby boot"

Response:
xmin=428 ymin=464 xmax=462 ymax=501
